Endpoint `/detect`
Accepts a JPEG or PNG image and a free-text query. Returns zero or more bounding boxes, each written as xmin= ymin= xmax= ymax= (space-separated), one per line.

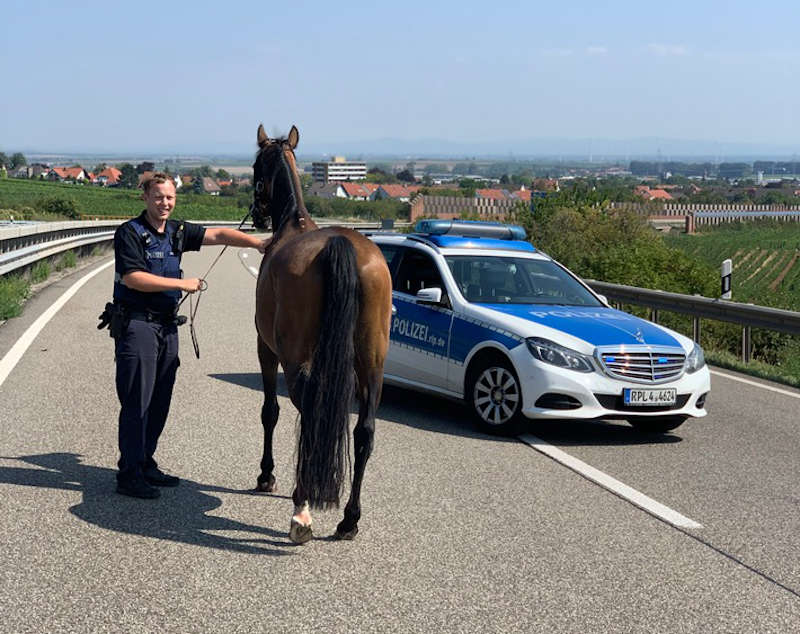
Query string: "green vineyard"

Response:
xmin=665 ymin=222 xmax=800 ymax=312
xmin=0 ymin=178 xmax=251 ymax=221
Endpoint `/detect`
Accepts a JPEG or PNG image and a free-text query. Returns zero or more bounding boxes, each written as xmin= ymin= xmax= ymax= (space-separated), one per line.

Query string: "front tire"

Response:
xmin=468 ymin=360 xmax=523 ymax=436
xmin=627 ymin=415 xmax=687 ymax=434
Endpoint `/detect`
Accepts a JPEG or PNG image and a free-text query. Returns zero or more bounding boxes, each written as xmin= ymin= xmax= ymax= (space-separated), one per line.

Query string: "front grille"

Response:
xmin=596 ymin=346 xmax=686 ymax=384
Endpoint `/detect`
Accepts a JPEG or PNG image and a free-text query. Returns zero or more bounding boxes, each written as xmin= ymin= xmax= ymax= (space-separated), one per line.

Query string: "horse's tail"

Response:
xmin=297 ymin=235 xmax=359 ymax=510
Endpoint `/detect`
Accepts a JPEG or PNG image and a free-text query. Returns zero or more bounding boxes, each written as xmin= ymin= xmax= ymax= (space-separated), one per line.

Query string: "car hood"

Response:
xmin=479 ymin=304 xmax=683 ymax=348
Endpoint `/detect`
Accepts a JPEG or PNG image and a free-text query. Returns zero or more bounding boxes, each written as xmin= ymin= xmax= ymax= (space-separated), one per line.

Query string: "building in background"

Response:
xmin=311 ymin=156 xmax=367 ymax=183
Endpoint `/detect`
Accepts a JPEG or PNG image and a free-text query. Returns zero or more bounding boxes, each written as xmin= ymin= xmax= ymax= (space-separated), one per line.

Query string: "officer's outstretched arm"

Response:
xmin=123 ymin=271 xmax=202 ymax=294
xmin=203 ymin=227 xmax=267 ymax=252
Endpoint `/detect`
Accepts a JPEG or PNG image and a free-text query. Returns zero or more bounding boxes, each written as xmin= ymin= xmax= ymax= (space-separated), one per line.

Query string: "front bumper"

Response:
xmin=509 ymin=344 xmax=711 ymax=421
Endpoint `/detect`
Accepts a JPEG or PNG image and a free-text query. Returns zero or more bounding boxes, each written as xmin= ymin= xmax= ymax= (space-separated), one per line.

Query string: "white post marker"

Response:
xmin=721 ymin=258 xmax=732 ymax=300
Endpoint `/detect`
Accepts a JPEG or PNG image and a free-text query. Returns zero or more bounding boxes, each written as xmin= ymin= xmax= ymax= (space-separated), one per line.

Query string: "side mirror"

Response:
xmin=416 ymin=287 xmax=443 ymax=305
xmin=597 ymin=294 xmax=609 ymax=306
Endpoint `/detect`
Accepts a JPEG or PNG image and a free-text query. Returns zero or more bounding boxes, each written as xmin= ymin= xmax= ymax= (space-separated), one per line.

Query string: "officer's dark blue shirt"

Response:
xmin=113 ymin=212 xmax=205 ymax=314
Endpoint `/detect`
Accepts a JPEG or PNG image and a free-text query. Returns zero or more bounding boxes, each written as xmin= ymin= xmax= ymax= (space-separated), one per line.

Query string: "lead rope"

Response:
xmin=178 ymin=208 xmax=254 ymax=358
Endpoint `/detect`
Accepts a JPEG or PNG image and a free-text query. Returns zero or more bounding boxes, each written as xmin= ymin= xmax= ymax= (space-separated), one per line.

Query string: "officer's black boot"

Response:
xmin=116 ymin=476 xmax=160 ymax=499
xmin=143 ymin=460 xmax=180 ymax=487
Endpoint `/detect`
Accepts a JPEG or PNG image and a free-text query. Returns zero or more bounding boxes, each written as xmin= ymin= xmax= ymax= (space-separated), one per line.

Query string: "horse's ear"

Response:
xmin=288 ymin=125 xmax=299 ymax=150
xmin=257 ymin=124 xmax=269 ymax=148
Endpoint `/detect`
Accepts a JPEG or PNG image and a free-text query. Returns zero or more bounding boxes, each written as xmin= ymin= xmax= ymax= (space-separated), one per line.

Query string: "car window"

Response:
xmin=395 ymin=249 xmax=445 ymax=296
xmin=376 ymin=244 xmax=402 ymax=278
xmin=445 ymin=255 xmax=602 ymax=306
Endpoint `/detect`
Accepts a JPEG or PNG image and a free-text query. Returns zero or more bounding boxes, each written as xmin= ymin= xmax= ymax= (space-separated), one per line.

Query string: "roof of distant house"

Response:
xmin=476 ymin=188 xmax=508 ymax=201
xmin=635 ymin=185 xmax=673 ymax=200
xmin=97 ymin=167 xmax=122 ymax=183
xmin=341 ymin=182 xmax=373 ymax=198
xmin=379 ymin=184 xmax=420 ymax=198
xmin=648 ymin=188 xmax=673 ymax=200
xmin=308 ymin=182 xmax=343 ymax=198
xmin=50 ymin=166 xmax=85 ymax=179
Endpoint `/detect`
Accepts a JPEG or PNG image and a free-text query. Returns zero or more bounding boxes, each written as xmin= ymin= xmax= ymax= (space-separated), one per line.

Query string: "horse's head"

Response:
xmin=251 ymin=124 xmax=301 ymax=231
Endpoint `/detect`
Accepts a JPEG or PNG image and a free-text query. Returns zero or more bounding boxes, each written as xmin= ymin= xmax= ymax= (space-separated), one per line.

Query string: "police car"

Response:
xmin=370 ymin=220 xmax=710 ymax=435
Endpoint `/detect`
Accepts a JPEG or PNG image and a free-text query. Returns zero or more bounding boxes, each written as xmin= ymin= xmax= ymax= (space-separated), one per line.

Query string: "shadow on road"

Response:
xmin=209 ymin=372 xmax=681 ymax=446
xmin=0 ymin=452 xmax=295 ymax=555
xmin=211 ymin=371 xmax=512 ymax=442
xmin=523 ymin=418 xmax=682 ymax=446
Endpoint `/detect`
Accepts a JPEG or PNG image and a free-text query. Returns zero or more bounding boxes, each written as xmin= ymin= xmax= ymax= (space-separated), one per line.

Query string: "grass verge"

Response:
xmin=31 ymin=261 xmax=50 ymax=283
xmin=706 ymin=349 xmax=800 ymax=389
xmin=0 ymin=275 xmax=30 ymax=320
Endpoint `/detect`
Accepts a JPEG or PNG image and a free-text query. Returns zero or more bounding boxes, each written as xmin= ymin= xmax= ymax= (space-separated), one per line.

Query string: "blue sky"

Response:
xmin=2 ymin=0 xmax=799 ymax=156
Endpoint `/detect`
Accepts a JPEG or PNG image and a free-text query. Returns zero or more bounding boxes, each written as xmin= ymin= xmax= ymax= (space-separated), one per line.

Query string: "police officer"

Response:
xmin=109 ymin=172 xmax=267 ymax=499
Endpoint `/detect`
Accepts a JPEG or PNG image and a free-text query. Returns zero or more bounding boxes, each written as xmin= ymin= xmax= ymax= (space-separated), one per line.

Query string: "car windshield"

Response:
xmin=445 ymin=255 xmax=603 ymax=306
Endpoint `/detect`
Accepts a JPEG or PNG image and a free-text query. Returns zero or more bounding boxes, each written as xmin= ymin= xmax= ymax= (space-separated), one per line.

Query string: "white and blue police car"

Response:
xmin=369 ymin=220 xmax=710 ymax=435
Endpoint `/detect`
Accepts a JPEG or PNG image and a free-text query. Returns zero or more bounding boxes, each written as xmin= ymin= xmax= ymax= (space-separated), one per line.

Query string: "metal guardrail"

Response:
xmin=1 ymin=220 xmax=797 ymax=364
xmin=0 ymin=219 xmax=408 ymax=277
xmin=586 ymin=279 xmax=800 ymax=362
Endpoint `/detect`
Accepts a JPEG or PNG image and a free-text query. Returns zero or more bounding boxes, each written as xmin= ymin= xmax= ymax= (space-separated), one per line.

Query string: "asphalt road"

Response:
xmin=1 ymin=248 xmax=799 ymax=633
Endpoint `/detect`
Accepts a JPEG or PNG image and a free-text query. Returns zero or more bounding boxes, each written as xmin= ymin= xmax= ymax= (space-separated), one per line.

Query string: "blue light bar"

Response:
xmin=414 ymin=219 xmax=527 ymax=241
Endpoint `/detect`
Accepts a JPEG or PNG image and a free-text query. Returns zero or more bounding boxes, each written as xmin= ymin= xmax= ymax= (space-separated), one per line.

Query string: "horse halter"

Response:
xmin=252 ymin=141 xmax=297 ymax=231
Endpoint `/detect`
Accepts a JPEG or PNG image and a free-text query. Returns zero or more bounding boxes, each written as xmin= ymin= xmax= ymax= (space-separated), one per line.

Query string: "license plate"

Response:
xmin=623 ymin=387 xmax=677 ymax=406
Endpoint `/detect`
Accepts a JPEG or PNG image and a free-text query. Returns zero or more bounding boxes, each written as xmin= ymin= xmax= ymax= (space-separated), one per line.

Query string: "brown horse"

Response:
xmin=250 ymin=124 xmax=392 ymax=543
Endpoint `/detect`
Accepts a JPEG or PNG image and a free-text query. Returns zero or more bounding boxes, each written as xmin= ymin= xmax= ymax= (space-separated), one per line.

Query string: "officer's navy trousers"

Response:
xmin=114 ymin=318 xmax=179 ymax=481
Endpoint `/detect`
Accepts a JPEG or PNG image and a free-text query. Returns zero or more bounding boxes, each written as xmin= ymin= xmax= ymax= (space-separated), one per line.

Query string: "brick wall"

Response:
xmin=410 ymin=195 xmax=521 ymax=221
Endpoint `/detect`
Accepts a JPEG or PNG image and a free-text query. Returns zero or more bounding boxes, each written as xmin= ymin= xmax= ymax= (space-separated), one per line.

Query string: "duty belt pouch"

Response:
xmin=97 ymin=302 xmax=129 ymax=339
xmin=110 ymin=305 xmax=130 ymax=339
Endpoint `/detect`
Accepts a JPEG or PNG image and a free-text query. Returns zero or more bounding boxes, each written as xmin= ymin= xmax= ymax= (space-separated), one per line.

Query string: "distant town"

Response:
xmin=3 ymin=149 xmax=800 ymax=228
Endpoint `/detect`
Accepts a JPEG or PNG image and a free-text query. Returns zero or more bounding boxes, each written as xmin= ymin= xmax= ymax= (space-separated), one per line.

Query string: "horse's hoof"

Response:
xmin=334 ymin=525 xmax=358 ymax=541
xmin=255 ymin=476 xmax=276 ymax=493
xmin=289 ymin=519 xmax=313 ymax=544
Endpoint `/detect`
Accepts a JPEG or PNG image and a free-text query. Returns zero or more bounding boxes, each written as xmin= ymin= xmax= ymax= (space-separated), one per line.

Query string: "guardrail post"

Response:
xmin=650 ymin=308 xmax=659 ymax=323
xmin=692 ymin=316 xmax=701 ymax=343
xmin=742 ymin=326 xmax=752 ymax=363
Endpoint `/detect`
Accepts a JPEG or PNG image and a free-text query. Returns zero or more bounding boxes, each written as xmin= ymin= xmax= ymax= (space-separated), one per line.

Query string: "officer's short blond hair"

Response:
xmin=141 ymin=172 xmax=175 ymax=193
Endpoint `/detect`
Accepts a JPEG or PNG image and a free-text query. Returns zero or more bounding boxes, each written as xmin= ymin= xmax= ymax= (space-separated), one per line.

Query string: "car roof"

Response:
xmin=368 ymin=232 xmax=543 ymax=257
xmin=421 ymin=234 xmax=536 ymax=252
xmin=368 ymin=220 xmax=548 ymax=256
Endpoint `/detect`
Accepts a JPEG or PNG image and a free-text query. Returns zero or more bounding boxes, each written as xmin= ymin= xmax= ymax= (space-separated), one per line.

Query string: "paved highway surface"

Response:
xmin=1 ymin=248 xmax=799 ymax=633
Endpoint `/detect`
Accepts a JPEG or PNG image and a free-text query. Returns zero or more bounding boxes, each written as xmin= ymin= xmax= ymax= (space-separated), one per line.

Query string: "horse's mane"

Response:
xmin=257 ymin=138 xmax=299 ymax=234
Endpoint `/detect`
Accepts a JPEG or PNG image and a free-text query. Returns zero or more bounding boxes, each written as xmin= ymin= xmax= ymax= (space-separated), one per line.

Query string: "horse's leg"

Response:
xmin=335 ymin=367 xmax=381 ymax=540
xmin=289 ymin=484 xmax=313 ymax=544
xmin=285 ymin=363 xmax=314 ymax=544
xmin=256 ymin=336 xmax=279 ymax=493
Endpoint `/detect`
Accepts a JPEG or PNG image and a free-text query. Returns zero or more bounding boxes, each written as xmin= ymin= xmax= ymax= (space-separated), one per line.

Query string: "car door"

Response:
xmin=386 ymin=247 xmax=453 ymax=390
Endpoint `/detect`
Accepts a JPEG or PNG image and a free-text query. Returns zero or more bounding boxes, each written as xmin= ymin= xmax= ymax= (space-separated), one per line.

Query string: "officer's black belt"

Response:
xmin=128 ymin=310 xmax=183 ymax=326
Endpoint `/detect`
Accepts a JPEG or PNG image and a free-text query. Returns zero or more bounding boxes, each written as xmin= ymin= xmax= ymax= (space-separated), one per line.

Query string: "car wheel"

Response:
xmin=468 ymin=360 xmax=523 ymax=436
xmin=627 ymin=415 xmax=687 ymax=434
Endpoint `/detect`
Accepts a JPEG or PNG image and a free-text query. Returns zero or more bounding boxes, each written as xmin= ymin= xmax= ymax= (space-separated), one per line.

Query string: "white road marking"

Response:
xmin=710 ymin=369 xmax=800 ymax=399
xmin=0 ymin=260 xmax=114 ymax=389
xmin=519 ymin=433 xmax=703 ymax=529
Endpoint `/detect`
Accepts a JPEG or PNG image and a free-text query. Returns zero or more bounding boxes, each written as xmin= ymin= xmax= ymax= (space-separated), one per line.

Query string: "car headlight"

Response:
xmin=526 ymin=337 xmax=595 ymax=373
xmin=685 ymin=342 xmax=706 ymax=374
